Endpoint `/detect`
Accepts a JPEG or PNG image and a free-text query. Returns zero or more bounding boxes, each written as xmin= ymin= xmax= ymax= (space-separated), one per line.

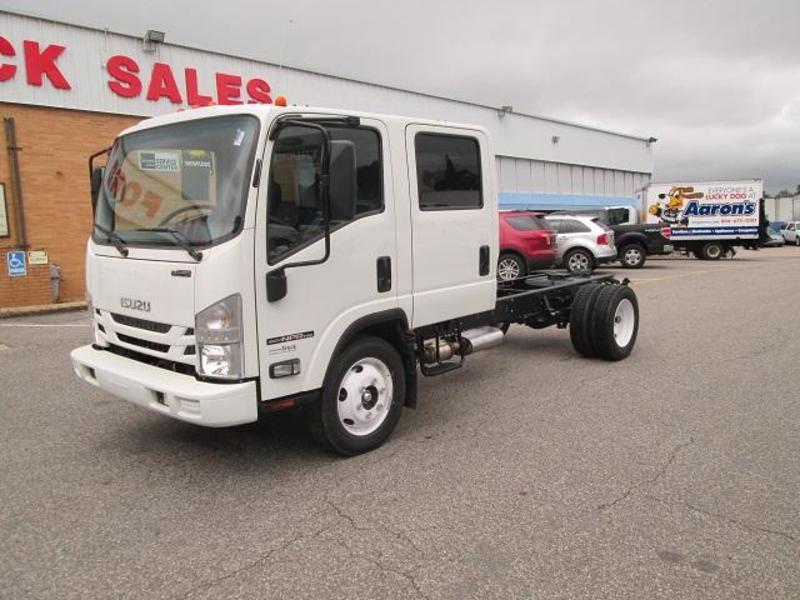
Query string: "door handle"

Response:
xmin=376 ymin=256 xmax=392 ymax=292
xmin=479 ymin=245 xmax=490 ymax=276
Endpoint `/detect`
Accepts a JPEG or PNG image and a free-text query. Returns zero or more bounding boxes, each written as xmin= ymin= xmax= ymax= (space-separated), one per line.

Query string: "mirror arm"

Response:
xmin=88 ymin=146 xmax=111 ymax=180
xmin=265 ymin=121 xmax=333 ymax=303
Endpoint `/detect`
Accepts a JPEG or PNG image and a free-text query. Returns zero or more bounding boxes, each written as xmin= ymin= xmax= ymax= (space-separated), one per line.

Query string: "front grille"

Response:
xmin=111 ymin=313 xmax=171 ymax=333
xmin=106 ymin=344 xmax=196 ymax=376
xmin=117 ymin=333 xmax=170 ymax=354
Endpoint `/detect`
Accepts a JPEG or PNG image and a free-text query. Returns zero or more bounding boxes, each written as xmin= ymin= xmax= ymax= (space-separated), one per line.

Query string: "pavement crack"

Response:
xmin=176 ymin=509 xmax=334 ymax=599
xmin=326 ymin=498 xmax=427 ymax=557
xmin=644 ymin=494 xmax=797 ymax=543
xmin=324 ymin=498 xmax=373 ymax=532
xmin=597 ymin=436 xmax=695 ymax=511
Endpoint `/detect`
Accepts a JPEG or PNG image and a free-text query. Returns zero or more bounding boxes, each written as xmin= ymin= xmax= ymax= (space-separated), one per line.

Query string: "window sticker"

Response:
xmin=138 ymin=151 xmax=180 ymax=172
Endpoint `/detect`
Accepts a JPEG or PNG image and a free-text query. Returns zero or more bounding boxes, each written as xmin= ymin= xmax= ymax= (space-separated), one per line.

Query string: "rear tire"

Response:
xmin=619 ymin=244 xmax=646 ymax=268
xmin=306 ymin=335 xmax=405 ymax=456
xmin=569 ymin=283 xmax=604 ymax=357
xmin=497 ymin=253 xmax=527 ymax=281
xmin=564 ymin=248 xmax=594 ymax=274
xmin=591 ymin=285 xmax=639 ymax=361
xmin=700 ymin=241 xmax=723 ymax=260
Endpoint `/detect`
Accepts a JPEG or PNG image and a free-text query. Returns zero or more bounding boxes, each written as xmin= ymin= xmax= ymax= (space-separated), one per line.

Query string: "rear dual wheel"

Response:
xmin=569 ymin=284 xmax=639 ymax=360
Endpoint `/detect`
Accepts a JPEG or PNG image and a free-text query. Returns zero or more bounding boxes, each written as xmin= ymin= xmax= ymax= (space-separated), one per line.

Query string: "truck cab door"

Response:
xmin=254 ymin=117 xmax=398 ymax=402
xmin=405 ymin=125 xmax=496 ymax=327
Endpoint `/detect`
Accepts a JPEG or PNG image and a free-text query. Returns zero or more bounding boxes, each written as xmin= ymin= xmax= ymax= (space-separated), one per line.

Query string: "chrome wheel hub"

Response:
xmin=337 ymin=357 xmax=393 ymax=436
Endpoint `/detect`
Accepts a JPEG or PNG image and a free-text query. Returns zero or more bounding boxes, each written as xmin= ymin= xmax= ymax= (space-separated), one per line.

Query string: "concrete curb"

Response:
xmin=0 ymin=301 xmax=87 ymax=319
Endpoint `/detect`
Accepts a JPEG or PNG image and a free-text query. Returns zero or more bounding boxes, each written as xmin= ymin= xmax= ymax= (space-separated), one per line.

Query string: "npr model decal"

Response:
xmin=267 ymin=331 xmax=314 ymax=357
xmin=267 ymin=331 xmax=314 ymax=345
xmin=644 ymin=181 xmax=762 ymax=241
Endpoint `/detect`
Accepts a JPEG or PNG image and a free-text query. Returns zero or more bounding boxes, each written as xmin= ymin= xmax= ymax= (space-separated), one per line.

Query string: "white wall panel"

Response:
xmin=1 ymin=10 xmax=655 ymax=175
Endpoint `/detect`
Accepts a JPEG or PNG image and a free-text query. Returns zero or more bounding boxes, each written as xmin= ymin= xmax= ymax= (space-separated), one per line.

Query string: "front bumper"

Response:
xmin=70 ymin=345 xmax=258 ymax=427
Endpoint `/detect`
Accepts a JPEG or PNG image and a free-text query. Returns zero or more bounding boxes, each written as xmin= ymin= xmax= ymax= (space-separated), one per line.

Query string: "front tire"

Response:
xmin=307 ymin=335 xmax=405 ymax=456
xmin=564 ymin=248 xmax=594 ymax=274
xmin=619 ymin=244 xmax=646 ymax=268
xmin=591 ymin=285 xmax=639 ymax=361
xmin=497 ymin=253 xmax=527 ymax=281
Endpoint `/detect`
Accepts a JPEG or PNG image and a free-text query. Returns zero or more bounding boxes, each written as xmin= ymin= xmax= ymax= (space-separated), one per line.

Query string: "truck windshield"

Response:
xmin=94 ymin=115 xmax=259 ymax=248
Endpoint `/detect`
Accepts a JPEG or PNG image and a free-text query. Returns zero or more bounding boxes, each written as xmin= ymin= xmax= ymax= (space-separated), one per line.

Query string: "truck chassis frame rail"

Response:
xmin=414 ymin=271 xmax=637 ymax=379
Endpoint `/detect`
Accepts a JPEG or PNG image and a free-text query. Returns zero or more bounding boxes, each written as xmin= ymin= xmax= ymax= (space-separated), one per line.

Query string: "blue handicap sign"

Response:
xmin=7 ymin=251 xmax=26 ymax=277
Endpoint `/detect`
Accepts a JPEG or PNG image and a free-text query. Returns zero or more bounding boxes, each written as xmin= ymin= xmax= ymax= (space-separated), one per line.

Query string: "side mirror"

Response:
xmin=90 ymin=166 xmax=105 ymax=212
xmin=328 ymin=140 xmax=357 ymax=222
xmin=267 ymin=268 xmax=287 ymax=303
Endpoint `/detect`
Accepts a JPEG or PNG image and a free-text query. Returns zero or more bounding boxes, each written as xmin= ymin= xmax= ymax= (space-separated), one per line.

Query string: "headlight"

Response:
xmin=195 ymin=294 xmax=243 ymax=379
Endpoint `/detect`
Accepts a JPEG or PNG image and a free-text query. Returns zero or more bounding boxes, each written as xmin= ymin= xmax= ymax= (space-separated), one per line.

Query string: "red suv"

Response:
xmin=498 ymin=211 xmax=556 ymax=281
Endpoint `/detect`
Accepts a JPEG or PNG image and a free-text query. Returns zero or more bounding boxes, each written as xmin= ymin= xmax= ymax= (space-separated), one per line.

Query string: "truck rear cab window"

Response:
xmin=267 ymin=124 xmax=383 ymax=263
xmin=548 ymin=219 xmax=590 ymax=234
xmin=415 ymin=133 xmax=482 ymax=210
xmin=507 ymin=215 xmax=546 ymax=231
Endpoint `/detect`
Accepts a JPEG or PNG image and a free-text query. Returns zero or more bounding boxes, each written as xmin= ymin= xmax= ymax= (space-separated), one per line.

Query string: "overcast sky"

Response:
xmin=5 ymin=0 xmax=800 ymax=193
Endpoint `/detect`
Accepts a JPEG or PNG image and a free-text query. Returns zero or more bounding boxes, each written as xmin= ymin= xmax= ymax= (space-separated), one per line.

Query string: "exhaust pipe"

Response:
xmin=461 ymin=326 xmax=505 ymax=354
xmin=422 ymin=326 xmax=505 ymax=364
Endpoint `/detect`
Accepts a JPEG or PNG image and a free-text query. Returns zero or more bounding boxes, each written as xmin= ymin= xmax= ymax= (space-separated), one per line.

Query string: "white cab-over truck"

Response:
xmin=71 ymin=105 xmax=640 ymax=455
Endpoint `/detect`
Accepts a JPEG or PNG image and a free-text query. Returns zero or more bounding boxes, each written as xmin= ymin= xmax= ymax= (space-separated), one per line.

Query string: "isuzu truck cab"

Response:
xmin=71 ymin=105 xmax=640 ymax=455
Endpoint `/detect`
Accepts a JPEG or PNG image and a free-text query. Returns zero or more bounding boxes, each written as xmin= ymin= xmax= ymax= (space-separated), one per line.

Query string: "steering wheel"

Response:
xmin=158 ymin=205 xmax=213 ymax=227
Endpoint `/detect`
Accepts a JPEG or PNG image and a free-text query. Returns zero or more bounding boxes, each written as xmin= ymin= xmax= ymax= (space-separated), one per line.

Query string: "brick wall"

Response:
xmin=0 ymin=104 xmax=140 ymax=308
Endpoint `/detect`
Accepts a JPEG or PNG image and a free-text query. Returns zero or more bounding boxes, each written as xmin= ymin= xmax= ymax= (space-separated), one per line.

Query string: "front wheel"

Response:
xmin=619 ymin=244 xmax=646 ymax=268
xmin=564 ymin=248 xmax=594 ymax=274
xmin=306 ymin=335 xmax=405 ymax=456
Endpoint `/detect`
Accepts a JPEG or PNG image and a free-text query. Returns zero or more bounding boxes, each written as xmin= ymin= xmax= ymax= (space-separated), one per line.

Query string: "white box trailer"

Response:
xmin=638 ymin=179 xmax=765 ymax=259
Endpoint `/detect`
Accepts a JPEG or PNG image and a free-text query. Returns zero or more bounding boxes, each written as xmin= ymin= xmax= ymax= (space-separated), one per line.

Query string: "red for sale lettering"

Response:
xmin=23 ymin=40 xmax=71 ymax=89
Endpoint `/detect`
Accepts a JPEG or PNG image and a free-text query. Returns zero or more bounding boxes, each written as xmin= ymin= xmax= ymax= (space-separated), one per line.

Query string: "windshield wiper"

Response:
xmin=93 ymin=223 xmax=129 ymax=257
xmin=134 ymin=228 xmax=203 ymax=262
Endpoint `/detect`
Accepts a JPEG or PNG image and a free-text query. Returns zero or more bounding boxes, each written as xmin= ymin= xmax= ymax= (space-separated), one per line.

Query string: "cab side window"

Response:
xmin=267 ymin=124 xmax=383 ymax=263
xmin=415 ymin=133 xmax=482 ymax=210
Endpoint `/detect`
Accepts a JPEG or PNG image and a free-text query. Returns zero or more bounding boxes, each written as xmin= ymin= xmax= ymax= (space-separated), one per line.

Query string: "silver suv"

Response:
xmin=544 ymin=215 xmax=617 ymax=273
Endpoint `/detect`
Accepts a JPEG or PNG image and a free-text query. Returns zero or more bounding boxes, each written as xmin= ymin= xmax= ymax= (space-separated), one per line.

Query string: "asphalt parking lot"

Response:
xmin=2 ymin=247 xmax=799 ymax=599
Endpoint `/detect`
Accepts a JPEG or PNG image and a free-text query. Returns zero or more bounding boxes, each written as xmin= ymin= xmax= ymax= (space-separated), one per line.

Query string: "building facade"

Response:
xmin=0 ymin=9 xmax=654 ymax=308
xmin=765 ymin=195 xmax=800 ymax=223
